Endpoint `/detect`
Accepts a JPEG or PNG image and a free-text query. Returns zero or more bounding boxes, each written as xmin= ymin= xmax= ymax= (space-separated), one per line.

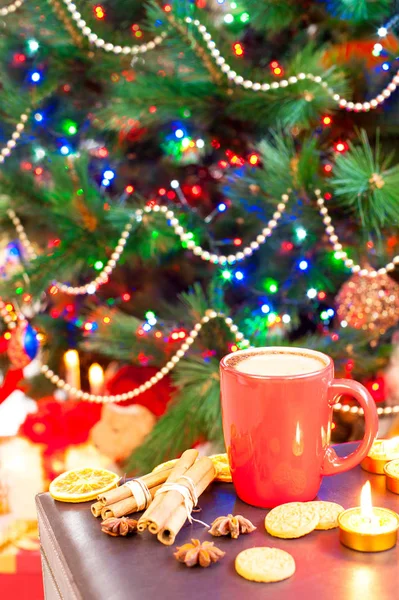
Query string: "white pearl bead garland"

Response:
xmin=0 ymin=112 xmax=29 ymax=165
xmin=184 ymin=17 xmax=399 ymax=112
xmin=315 ymin=189 xmax=399 ymax=277
xmin=60 ymin=0 xmax=166 ymax=55
xmin=8 ymin=195 xmax=288 ymax=296
xmin=0 ymin=0 xmax=24 ymax=16
xmin=39 ymin=311 xmax=251 ymax=402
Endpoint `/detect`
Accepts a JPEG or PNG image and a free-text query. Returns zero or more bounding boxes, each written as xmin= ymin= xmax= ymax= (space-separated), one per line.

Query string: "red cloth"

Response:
xmin=106 ymin=365 xmax=172 ymax=416
xmin=0 ymin=549 xmax=43 ymax=600
xmin=0 ymin=368 xmax=24 ymax=404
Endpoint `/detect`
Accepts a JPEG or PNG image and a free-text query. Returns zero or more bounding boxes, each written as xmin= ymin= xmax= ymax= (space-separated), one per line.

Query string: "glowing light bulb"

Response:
xmin=60 ymin=145 xmax=70 ymax=155
xmin=30 ymin=71 xmax=41 ymax=83
xmin=378 ymin=26 xmax=388 ymax=37
xmin=103 ymin=170 xmax=115 ymax=180
xmin=327 ymin=308 xmax=335 ymax=317
xmin=175 ymin=128 xmax=184 ymax=139
xmin=282 ymin=314 xmax=291 ymax=324
xmin=295 ymin=227 xmax=307 ymax=241
xmin=235 ymin=271 xmax=244 ymax=281
xmin=196 ymin=139 xmax=205 ymax=148
xmin=382 ymin=62 xmax=390 ymax=71
xmin=299 ymin=260 xmax=308 ymax=271
xmin=307 ymin=288 xmax=317 ymax=299
xmin=170 ymin=180 xmax=179 ymax=189
xmin=27 ymin=39 xmax=39 ymax=52
xmin=261 ymin=304 xmax=270 ymax=314
xmin=218 ymin=202 xmax=227 ymax=212
xmin=224 ymin=13 xmax=234 ymax=23
xmin=34 ymin=112 xmax=43 ymax=122
xmin=221 ymin=269 xmax=232 ymax=280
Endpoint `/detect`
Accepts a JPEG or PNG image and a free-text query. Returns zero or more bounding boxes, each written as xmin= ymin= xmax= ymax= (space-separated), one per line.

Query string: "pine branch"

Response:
xmin=243 ymin=0 xmax=301 ymax=33
xmin=125 ymin=356 xmax=222 ymax=474
xmin=327 ymin=0 xmax=392 ymax=22
xmin=330 ymin=130 xmax=399 ymax=232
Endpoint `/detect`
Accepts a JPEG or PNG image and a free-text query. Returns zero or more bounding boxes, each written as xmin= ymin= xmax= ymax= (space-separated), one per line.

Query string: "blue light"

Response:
xmin=382 ymin=62 xmax=390 ymax=71
xmin=235 ymin=271 xmax=244 ymax=281
xmin=30 ymin=71 xmax=41 ymax=83
xmin=299 ymin=260 xmax=309 ymax=271
xmin=218 ymin=203 xmax=227 ymax=212
xmin=102 ymin=178 xmax=111 ymax=187
xmin=34 ymin=112 xmax=43 ymax=122
xmin=60 ymin=145 xmax=70 ymax=155
xmin=103 ymin=170 xmax=115 ymax=180
xmin=217 ymin=0 xmax=225 ymax=3
xmin=175 ymin=128 xmax=184 ymax=139
xmin=261 ymin=304 xmax=270 ymax=314
xmin=143 ymin=323 xmax=151 ymax=331
xmin=327 ymin=308 xmax=335 ymax=317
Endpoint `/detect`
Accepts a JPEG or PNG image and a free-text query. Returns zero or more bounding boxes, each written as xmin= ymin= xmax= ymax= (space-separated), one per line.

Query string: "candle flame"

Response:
xmin=89 ymin=363 xmax=104 ymax=384
xmin=64 ymin=349 xmax=79 ymax=367
xmin=360 ymin=481 xmax=374 ymax=521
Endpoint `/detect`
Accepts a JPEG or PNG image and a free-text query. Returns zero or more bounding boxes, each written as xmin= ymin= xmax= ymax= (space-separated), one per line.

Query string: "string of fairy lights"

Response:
xmin=7 ymin=189 xmax=399 ymax=299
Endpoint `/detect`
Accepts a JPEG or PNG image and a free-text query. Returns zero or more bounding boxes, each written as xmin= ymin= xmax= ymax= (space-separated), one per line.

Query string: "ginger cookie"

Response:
xmin=265 ymin=502 xmax=319 ymax=539
xmin=308 ymin=501 xmax=345 ymax=530
xmin=235 ymin=547 xmax=295 ymax=583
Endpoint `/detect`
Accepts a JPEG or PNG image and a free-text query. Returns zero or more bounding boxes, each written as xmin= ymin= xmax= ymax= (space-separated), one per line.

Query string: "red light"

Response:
xmin=372 ymin=383 xmax=380 ymax=391
xmin=164 ymin=4 xmax=172 ymax=11
xmin=233 ymin=238 xmax=242 ymax=246
xmin=15 ymin=53 xmax=26 ymax=63
xmin=50 ymin=309 xmax=59 ymax=318
xmin=98 ymin=147 xmax=108 ymax=158
xmin=94 ymin=5 xmax=105 ymax=19
xmin=155 ymin=331 xmax=162 ymax=338
xmin=84 ymin=322 xmax=93 ymax=331
xmin=322 ymin=115 xmax=332 ymax=126
xmin=271 ymin=61 xmax=278 ymax=68
xmin=273 ymin=67 xmax=282 ymax=76
xmin=219 ymin=160 xmax=228 ymax=168
xmin=366 ymin=240 xmax=374 ymax=249
xmin=191 ymin=185 xmax=201 ymax=196
xmin=179 ymin=331 xmax=186 ymax=339
xmin=281 ymin=241 xmax=294 ymax=252
xmin=324 ymin=192 xmax=332 ymax=200
xmin=48 ymin=238 xmax=61 ymax=248
xmin=146 ymin=199 xmax=157 ymax=208
xmin=125 ymin=185 xmax=134 ymax=194
xmin=132 ymin=24 xmax=140 ymax=31
xmin=21 ymin=161 xmax=32 ymax=171
xmin=334 ymin=141 xmax=348 ymax=153
xmin=104 ymin=202 xmax=111 ymax=210
xmin=167 ymin=191 xmax=175 ymax=200
xmin=66 ymin=304 xmax=74 ymax=313
xmin=324 ymin=164 xmax=333 ymax=173
xmin=122 ymin=293 xmax=131 ymax=301
xmin=63 ymin=84 xmax=71 ymax=93
xmin=49 ymin=285 xmax=58 ymax=295
xmin=34 ymin=167 xmax=43 ymax=176
xmin=211 ymin=139 xmax=220 ymax=149
xmin=248 ymin=153 xmax=259 ymax=166
xmin=331 ymin=422 xmax=336 ymax=430
xmin=149 ymin=106 xmax=157 ymax=113
xmin=103 ymin=316 xmax=111 ymax=324
xmin=158 ymin=188 xmax=166 ymax=196
xmin=138 ymin=329 xmax=144 ymax=336
xmin=318 ymin=291 xmax=327 ymax=300
xmin=331 ymin=333 xmax=339 ymax=341
xmin=171 ymin=332 xmax=179 ymax=340
xmin=233 ymin=42 xmax=244 ymax=57
xmin=230 ymin=155 xmax=245 ymax=166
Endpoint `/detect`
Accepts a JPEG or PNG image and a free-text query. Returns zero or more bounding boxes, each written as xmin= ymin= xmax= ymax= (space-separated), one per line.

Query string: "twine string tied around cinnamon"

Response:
xmin=154 ymin=475 xmax=209 ymax=528
xmin=124 ymin=478 xmax=152 ymax=511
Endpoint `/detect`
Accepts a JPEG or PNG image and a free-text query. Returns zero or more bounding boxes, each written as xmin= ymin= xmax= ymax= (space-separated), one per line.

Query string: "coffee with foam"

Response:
xmin=227 ymin=349 xmax=327 ymax=377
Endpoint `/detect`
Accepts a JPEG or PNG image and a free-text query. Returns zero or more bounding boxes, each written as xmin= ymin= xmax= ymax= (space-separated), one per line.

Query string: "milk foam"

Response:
xmin=232 ymin=351 xmax=326 ymax=377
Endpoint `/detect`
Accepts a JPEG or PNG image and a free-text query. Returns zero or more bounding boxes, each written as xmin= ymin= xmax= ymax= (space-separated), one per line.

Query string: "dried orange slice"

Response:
xmin=209 ymin=454 xmax=232 ymax=482
xmin=49 ymin=468 xmax=119 ymax=503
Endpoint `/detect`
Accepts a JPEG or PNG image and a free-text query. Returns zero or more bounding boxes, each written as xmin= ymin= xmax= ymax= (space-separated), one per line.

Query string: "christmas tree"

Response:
xmin=1 ymin=0 xmax=399 ymax=474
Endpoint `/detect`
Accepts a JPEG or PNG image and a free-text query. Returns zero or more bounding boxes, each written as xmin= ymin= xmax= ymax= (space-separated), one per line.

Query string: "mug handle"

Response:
xmin=322 ymin=379 xmax=379 ymax=476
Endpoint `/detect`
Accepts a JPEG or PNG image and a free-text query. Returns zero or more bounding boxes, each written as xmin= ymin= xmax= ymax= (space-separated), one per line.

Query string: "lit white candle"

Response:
xmin=64 ymin=349 xmax=81 ymax=390
xmin=88 ymin=363 xmax=104 ymax=395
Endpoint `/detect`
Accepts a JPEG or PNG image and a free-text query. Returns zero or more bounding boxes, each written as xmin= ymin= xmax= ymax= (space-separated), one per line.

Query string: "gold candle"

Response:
xmin=64 ymin=349 xmax=81 ymax=390
xmin=338 ymin=482 xmax=399 ymax=552
xmin=361 ymin=437 xmax=399 ymax=474
xmin=88 ymin=363 xmax=104 ymax=395
xmin=384 ymin=459 xmax=399 ymax=495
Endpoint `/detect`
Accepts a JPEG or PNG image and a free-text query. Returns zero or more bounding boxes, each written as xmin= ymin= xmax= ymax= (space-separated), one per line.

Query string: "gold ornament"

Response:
xmin=336 ymin=269 xmax=399 ymax=335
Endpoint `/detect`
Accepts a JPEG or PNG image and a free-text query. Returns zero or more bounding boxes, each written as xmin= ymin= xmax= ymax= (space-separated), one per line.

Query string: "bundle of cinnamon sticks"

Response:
xmin=91 ymin=466 xmax=173 ymax=520
xmin=91 ymin=448 xmax=216 ymax=545
xmin=138 ymin=449 xmax=216 ymax=545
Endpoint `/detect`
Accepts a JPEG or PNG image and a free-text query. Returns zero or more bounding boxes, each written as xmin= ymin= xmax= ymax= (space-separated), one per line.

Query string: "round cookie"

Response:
xmin=308 ymin=501 xmax=345 ymax=530
xmin=265 ymin=502 xmax=319 ymax=539
xmin=235 ymin=547 xmax=295 ymax=583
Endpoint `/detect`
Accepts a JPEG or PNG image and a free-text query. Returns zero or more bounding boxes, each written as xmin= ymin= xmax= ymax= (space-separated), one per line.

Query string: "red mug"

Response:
xmin=220 ymin=346 xmax=379 ymax=508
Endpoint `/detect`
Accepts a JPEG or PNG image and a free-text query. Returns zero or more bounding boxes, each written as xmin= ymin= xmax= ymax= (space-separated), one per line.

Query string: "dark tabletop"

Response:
xmin=37 ymin=443 xmax=399 ymax=600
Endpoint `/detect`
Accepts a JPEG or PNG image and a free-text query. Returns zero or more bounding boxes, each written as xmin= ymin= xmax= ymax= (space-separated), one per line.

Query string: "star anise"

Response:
xmin=209 ymin=514 xmax=256 ymax=539
xmin=174 ymin=539 xmax=225 ymax=568
xmin=101 ymin=517 xmax=138 ymax=537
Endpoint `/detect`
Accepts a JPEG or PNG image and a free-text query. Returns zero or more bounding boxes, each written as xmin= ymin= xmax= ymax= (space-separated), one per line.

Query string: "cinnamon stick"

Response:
xmin=100 ymin=485 xmax=162 ymax=519
xmin=156 ymin=457 xmax=216 ymax=546
xmin=138 ymin=449 xmax=199 ymax=533
xmin=91 ymin=501 xmax=103 ymax=518
xmin=98 ymin=466 xmax=173 ymax=506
